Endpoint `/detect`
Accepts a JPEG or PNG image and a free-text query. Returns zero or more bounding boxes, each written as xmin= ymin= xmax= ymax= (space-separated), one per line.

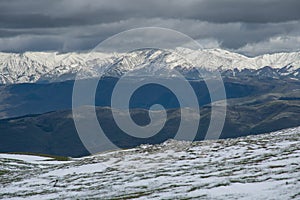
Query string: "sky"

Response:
xmin=0 ymin=0 xmax=300 ymax=56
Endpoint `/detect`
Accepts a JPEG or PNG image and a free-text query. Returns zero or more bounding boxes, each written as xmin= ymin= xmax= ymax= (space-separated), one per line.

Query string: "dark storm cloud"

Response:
xmin=184 ymin=0 xmax=300 ymax=23
xmin=1 ymin=0 xmax=300 ymax=28
xmin=0 ymin=0 xmax=300 ymax=55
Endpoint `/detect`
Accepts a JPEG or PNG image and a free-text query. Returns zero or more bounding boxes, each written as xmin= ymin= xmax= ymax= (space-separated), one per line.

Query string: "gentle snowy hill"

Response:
xmin=0 ymin=49 xmax=300 ymax=84
xmin=0 ymin=126 xmax=299 ymax=199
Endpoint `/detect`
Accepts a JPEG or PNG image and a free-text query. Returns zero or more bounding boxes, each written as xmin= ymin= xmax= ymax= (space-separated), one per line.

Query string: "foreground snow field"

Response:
xmin=0 ymin=127 xmax=299 ymax=199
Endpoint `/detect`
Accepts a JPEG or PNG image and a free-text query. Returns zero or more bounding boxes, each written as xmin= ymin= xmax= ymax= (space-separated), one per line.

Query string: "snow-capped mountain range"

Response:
xmin=0 ymin=48 xmax=300 ymax=84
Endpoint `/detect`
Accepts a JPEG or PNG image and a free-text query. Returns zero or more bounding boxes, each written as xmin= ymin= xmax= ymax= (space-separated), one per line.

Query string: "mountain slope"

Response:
xmin=0 ymin=93 xmax=299 ymax=157
xmin=0 ymin=76 xmax=278 ymax=119
xmin=0 ymin=126 xmax=299 ymax=199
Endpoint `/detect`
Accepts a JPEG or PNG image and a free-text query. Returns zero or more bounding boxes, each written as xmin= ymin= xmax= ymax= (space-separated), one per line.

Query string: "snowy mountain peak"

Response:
xmin=0 ymin=48 xmax=300 ymax=84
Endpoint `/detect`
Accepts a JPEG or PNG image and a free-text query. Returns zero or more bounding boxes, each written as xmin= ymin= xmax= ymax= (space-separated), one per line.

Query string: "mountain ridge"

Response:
xmin=1 ymin=48 xmax=300 ymax=84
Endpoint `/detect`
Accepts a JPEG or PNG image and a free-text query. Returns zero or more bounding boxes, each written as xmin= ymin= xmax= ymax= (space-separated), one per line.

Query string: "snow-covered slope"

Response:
xmin=0 ymin=126 xmax=299 ymax=199
xmin=0 ymin=51 xmax=115 ymax=84
xmin=0 ymin=48 xmax=300 ymax=84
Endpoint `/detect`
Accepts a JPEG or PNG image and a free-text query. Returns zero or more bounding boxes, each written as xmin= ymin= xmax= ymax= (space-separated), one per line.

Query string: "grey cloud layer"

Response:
xmin=0 ymin=0 xmax=299 ymax=55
